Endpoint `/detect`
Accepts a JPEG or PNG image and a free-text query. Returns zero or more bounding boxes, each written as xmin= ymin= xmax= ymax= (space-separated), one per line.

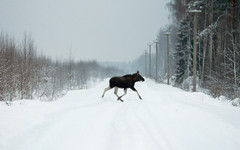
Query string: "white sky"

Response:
xmin=0 ymin=0 xmax=170 ymax=62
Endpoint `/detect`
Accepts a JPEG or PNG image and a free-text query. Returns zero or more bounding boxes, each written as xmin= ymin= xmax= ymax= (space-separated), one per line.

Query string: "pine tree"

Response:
xmin=174 ymin=19 xmax=192 ymax=84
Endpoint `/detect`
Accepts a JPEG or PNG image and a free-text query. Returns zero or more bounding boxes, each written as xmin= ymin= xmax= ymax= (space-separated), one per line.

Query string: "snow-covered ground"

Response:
xmin=1 ymin=79 xmax=240 ymax=150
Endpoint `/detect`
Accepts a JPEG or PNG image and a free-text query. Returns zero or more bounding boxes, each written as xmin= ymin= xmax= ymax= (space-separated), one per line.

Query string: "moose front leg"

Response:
xmin=136 ymin=90 xmax=142 ymax=100
xmin=130 ymin=87 xmax=142 ymax=100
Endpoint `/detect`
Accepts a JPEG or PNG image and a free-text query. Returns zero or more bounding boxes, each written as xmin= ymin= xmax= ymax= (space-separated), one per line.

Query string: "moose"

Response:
xmin=102 ymin=70 xmax=145 ymax=102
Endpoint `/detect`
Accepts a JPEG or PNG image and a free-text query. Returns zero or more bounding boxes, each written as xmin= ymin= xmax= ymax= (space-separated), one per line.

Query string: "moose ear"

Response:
xmin=137 ymin=70 xmax=139 ymax=74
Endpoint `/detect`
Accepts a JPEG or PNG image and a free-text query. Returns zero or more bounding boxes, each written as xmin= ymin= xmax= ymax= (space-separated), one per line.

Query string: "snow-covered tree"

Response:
xmin=174 ymin=18 xmax=192 ymax=84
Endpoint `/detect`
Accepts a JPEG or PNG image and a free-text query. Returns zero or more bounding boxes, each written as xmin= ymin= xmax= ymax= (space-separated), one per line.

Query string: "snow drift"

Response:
xmin=0 ymin=79 xmax=240 ymax=150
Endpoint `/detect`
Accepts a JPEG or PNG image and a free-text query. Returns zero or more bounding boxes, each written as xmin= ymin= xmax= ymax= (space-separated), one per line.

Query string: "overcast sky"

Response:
xmin=0 ymin=0 xmax=170 ymax=62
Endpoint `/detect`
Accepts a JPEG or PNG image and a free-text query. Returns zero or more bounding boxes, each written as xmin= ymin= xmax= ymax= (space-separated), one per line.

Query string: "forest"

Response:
xmin=0 ymin=33 xmax=121 ymax=103
xmin=1 ymin=0 xmax=240 ymax=103
xmin=133 ymin=0 xmax=240 ymax=100
xmin=167 ymin=0 xmax=240 ymax=99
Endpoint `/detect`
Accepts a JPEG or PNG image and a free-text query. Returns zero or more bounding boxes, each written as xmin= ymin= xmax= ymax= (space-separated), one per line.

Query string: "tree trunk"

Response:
xmin=208 ymin=0 xmax=213 ymax=77
xmin=201 ymin=4 xmax=208 ymax=84
xmin=231 ymin=0 xmax=237 ymax=86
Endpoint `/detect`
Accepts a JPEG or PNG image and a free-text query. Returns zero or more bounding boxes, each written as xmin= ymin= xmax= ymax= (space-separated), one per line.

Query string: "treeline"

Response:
xmin=0 ymin=33 xmax=121 ymax=103
xmin=162 ymin=0 xmax=240 ymax=99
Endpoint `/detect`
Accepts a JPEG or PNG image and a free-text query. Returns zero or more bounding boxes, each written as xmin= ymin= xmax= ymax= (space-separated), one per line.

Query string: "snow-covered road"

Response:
xmin=1 ymin=79 xmax=240 ymax=150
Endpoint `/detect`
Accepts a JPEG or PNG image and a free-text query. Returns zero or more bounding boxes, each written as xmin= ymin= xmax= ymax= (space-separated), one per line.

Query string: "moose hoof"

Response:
xmin=117 ymin=98 xmax=124 ymax=102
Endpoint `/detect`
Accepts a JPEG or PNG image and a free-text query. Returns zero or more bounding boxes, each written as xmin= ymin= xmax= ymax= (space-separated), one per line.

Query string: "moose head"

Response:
xmin=132 ymin=70 xmax=145 ymax=82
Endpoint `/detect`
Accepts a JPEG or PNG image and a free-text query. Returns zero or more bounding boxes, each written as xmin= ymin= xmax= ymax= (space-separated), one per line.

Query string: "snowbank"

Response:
xmin=1 ymin=79 xmax=240 ymax=150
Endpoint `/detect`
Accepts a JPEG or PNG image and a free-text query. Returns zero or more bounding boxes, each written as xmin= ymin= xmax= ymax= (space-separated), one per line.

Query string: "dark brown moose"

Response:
xmin=102 ymin=71 xmax=145 ymax=102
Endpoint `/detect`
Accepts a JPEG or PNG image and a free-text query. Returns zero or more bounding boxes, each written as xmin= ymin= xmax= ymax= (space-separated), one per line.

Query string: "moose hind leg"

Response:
xmin=114 ymin=87 xmax=119 ymax=98
xmin=114 ymin=87 xmax=124 ymax=102
xmin=102 ymin=86 xmax=111 ymax=98
xmin=118 ymin=88 xmax=127 ymax=100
